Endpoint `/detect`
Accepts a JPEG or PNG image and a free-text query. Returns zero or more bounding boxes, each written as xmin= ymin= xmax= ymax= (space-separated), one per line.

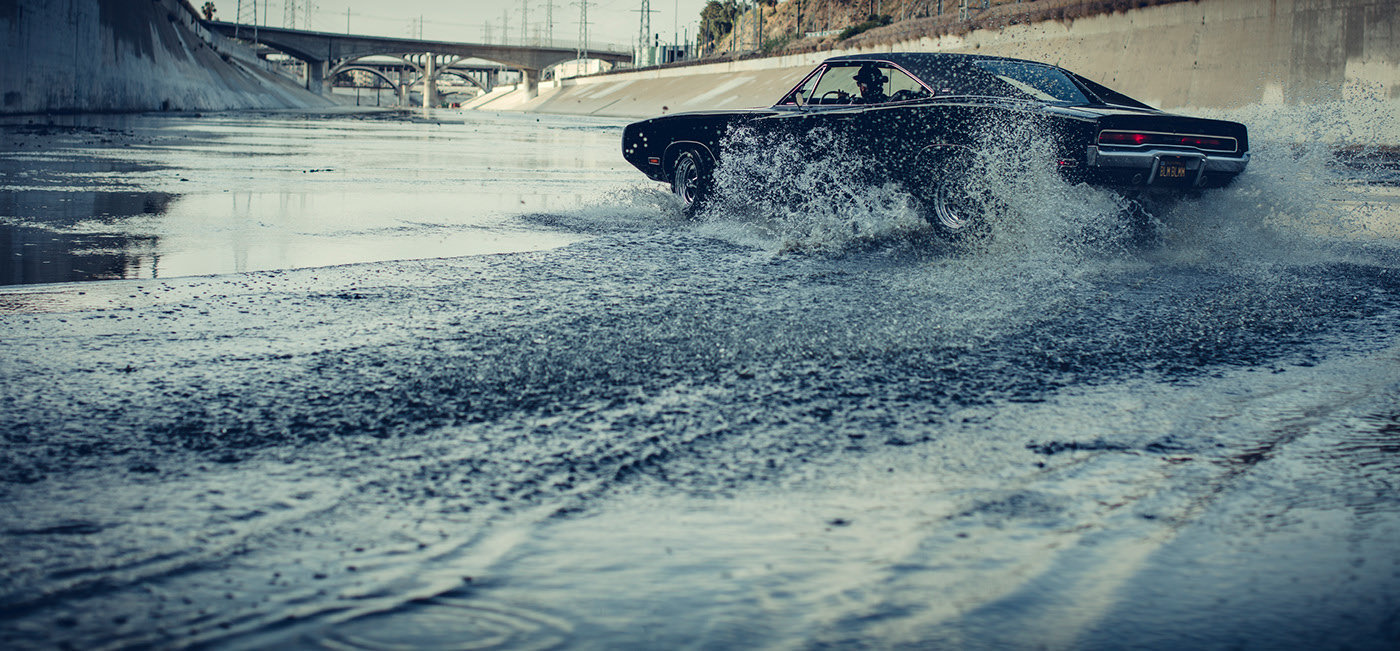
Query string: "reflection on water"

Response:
xmin=0 ymin=111 xmax=629 ymax=285
xmin=0 ymin=191 xmax=169 ymax=284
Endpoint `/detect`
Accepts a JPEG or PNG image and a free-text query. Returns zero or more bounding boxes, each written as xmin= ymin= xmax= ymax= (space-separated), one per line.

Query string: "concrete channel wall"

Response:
xmin=475 ymin=0 xmax=1399 ymax=123
xmin=0 ymin=0 xmax=329 ymax=114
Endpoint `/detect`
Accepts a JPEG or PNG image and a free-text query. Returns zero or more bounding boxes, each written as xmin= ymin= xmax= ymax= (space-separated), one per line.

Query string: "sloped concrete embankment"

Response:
xmin=0 ymin=0 xmax=331 ymax=114
xmin=493 ymin=0 xmax=1398 ymax=129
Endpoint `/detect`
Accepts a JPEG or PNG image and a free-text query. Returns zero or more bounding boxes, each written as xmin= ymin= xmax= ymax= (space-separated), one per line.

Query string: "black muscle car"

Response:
xmin=621 ymin=52 xmax=1250 ymax=236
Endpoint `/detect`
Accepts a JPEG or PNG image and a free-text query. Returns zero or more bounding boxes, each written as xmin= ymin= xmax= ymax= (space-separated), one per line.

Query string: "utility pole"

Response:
xmin=345 ymin=8 xmax=350 ymax=34
xmin=754 ymin=1 xmax=761 ymax=53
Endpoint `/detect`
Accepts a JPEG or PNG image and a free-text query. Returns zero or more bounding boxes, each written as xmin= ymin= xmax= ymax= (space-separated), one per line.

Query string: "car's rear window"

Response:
xmin=971 ymin=61 xmax=1092 ymax=104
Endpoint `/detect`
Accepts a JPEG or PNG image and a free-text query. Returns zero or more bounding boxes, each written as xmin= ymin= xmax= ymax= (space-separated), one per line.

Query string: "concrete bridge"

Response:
xmin=336 ymin=60 xmax=511 ymax=102
xmin=204 ymin=21 xmax=632 ymax=106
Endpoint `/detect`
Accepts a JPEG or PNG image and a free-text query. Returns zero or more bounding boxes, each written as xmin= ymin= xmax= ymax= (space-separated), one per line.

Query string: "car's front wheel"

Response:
xmin=670 ymin=148 xmax=712 ymax=216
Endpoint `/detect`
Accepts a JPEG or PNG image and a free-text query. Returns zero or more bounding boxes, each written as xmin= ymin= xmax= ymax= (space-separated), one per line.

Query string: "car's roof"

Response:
xmin=822 ymin=52 xmax=1054 ymax=69
xmin=812 ymin=52 xmax=1156 ymax=110
xmin=819 ymin=52 xmax=1069 ymax=98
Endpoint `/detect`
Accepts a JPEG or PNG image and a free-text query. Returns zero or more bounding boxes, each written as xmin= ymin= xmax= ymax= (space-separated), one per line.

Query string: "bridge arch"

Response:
xmin=329 ymin=54 xmax=422 ymax=81
xmin=438 ymin=69 xmax=489 ymax=92
xmin=428 ymin=56 xmax=464 ymax=87
xmin=331 ymin=66 xmax=405 ymax=100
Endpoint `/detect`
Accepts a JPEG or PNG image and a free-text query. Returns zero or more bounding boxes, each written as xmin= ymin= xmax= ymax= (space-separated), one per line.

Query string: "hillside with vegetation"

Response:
xmin=696 ymin=0 xmax=1193 ymax=58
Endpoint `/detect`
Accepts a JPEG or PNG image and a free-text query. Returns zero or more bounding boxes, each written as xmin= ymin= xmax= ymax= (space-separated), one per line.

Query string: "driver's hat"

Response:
xmin=854 ymin=65 xmax=887 ymax=85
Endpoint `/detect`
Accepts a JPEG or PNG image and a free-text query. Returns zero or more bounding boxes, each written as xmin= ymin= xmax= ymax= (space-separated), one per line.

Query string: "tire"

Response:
xmin=918 ymin=155 xmax=993 ymax=242
xmin=670 ymin=148 xmax=712 ymax=216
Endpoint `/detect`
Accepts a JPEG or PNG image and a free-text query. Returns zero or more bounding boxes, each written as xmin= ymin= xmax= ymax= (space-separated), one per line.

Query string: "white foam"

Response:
xmin=698 ymin=125 xmax=931 ymax=254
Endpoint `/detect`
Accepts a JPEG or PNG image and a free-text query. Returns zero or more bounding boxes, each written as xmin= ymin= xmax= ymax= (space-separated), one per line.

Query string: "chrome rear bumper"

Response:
xmin=1086 ymin=146 xmax=1250 ymax=186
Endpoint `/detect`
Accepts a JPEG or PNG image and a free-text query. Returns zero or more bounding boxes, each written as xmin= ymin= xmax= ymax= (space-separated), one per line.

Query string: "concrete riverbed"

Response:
xmin=3 ymin=104 xmax=1400 ymax=648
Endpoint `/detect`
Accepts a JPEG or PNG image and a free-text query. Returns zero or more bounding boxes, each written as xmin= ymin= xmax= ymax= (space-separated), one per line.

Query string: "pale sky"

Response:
xmin=219 ymin=0 xmax=714 ymax=51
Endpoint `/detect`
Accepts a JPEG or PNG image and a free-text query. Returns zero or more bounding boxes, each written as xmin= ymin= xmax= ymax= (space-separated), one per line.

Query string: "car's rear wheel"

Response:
xmin=920 ymin=155 xmax=993 ymax=241
xmin=671 ymin=148 xmax=712 ymax=216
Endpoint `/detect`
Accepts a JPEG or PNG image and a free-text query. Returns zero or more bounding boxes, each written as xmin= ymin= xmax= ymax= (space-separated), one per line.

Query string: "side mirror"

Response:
xmin=794 ymin=90 xmax=806 ymax=107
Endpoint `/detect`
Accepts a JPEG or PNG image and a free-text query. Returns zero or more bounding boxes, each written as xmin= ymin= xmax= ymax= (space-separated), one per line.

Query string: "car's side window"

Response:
xmin=884 ymin=68 xmax=931 ymax=102
xmin=805 ymin=64 xmax=932 ymax=105
xmin=808 ymin=66 xmax=861 ymax=104
xmin=778 ymin=67 xmax=825 ymax=106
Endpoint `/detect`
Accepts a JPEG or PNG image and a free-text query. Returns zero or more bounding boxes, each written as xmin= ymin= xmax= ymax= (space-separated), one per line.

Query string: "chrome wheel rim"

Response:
xmin=933 ymin=184 xmax=968 ymax=231
xmin=675 ymin=155 xmax=699 ymax=206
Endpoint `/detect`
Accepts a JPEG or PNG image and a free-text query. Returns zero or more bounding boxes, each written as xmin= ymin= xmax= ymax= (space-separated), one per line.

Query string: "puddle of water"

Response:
xmin=0 ymin=111 xmax=631 ymax=285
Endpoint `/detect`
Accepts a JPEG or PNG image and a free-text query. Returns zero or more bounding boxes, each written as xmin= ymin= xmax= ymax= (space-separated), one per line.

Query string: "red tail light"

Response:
xmin=1099 ymin=131 xmax=1151 ymax=146
xmin=1097 ymin=130 xmax=1236 ymax=152
xmin=1179 ymin=135 xmax=1226 ymax=149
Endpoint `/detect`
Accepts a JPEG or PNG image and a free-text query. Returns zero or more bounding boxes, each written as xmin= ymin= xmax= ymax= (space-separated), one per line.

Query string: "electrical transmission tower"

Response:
xmin=634 ymin=0 xmax=657 ymax=64
xmin=283 ymin=0 xmax=298 ymax=29
xmin=521 ymin=0 xmax=530 ymax=44
xmin=573 ymin=0 xmax=594 ymax=64
xmin=541 ymin=0 xmax=558 ymax=46
xmin=234 ymin=0 xmax=257 ymax=40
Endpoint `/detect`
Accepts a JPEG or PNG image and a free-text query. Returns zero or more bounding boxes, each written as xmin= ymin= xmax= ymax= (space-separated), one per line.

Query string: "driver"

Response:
xmin=853 ymin=65 xmax=888 ymax=104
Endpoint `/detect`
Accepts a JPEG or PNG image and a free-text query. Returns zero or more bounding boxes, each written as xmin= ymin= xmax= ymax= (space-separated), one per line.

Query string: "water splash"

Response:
xmin=954 ymin=120 xmax=1141 ymax=264
xmin=697 ymin=117 xmax=1155 ymax=266
xmin=521 ymin=183 xmax=687 ymax=235
xmin=1153 ymin=147 xmax=1399 ymax=274
xmin=688 ymin=104 xmax=1398 ymax=277
xmin=700 ymin=125 xmax=929 ymax=254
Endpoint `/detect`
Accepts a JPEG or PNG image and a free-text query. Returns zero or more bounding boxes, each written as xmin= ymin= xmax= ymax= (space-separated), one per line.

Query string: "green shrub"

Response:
xmin=839 ymin=14 xmax=892 ymax=41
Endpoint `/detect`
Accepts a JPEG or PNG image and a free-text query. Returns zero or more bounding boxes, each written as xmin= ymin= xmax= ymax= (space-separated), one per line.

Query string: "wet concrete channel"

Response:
xmin=2 ymin=108 xmax=1400 ymax=648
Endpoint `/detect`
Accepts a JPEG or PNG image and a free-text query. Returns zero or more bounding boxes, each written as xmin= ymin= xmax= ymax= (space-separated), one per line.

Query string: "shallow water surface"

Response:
xmin=0 ymin=111 xmax=625 ymax=284
xmin=2 ymin=107 xmax=1400 ymax=649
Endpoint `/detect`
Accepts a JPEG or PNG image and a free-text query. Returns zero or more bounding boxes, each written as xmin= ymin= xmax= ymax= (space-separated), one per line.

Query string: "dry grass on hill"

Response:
xmin=710 ymin=0 xmax=1194 ymax=57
